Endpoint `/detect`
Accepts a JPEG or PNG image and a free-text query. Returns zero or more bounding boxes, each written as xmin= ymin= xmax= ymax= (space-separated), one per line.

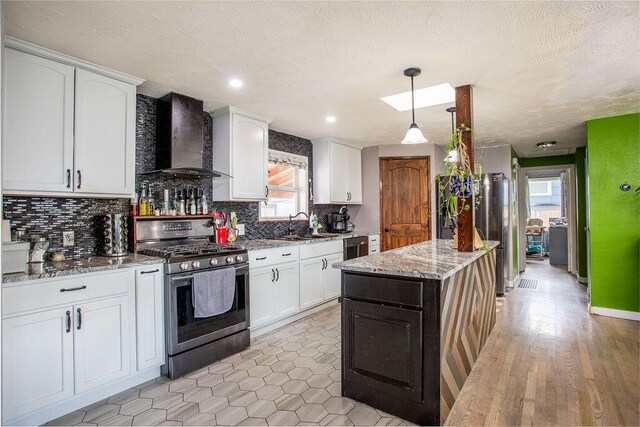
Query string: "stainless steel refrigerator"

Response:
xmin=436 ymin=173 xmax=509 ymax=295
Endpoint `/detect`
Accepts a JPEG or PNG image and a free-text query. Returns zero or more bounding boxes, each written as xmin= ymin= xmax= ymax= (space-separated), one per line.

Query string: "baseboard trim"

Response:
xmin=250 ymin=299 xmax=339 ymax=339
xmin=506 ymin=274 xmax=520 ymax=288
xmin=590 ymin=305 xmax=640 ymax=321
xmin=577 ymin=276 xmax=588 ymax=284
xmin=4 ymin=367 xmax=161 ymax=426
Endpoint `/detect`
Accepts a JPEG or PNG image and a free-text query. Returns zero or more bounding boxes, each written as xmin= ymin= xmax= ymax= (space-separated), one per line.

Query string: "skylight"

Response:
xmin=380 ymin=83 xmax=455 ymax=111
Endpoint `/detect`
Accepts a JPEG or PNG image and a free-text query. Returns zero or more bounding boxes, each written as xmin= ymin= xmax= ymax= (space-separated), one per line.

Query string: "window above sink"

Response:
xmin=259 ymin=150 xmax=309 ymax=221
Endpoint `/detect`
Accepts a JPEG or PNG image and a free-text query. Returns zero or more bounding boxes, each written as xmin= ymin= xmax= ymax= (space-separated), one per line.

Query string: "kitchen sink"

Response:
xmin=267 ymin=233 xmax=343 ymax=241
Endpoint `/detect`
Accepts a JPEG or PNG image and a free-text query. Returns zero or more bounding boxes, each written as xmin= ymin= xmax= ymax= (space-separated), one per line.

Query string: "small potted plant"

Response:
xmin=436 ymin=123 xmax=485 ymax=250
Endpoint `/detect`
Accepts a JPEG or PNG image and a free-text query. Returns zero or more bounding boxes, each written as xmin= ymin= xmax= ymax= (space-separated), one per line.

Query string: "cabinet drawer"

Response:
xmin=249 ymin=246 xmax=299 ymax=268
xmin=342 ymin=272 xmax=423 ymax=308
xmin=2 ymin=270 xmax=132 ymax=317
xmin=368 ymin=235 xmax=380 ymax=245
xmin=299 ymin=240 xmax=343 ymax=260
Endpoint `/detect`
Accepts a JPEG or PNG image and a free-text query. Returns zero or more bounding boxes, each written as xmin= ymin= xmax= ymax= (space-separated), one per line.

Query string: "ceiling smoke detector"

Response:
xmin=536 ymin=141 xmax=557 ymax=150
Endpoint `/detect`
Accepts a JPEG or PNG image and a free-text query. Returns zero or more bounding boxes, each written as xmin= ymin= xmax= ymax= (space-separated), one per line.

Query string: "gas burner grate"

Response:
xmin=518 ymin=279 xmax=539 ymax=290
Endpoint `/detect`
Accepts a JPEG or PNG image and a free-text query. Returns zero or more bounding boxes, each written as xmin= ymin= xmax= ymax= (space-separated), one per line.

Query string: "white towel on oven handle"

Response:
xmin=192 ymin=267 xmax=236 ymax=318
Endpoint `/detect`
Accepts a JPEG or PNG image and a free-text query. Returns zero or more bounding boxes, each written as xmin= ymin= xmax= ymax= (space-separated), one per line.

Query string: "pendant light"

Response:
xmin=401 ymin=67 xmax=428 ymax=144
xmin=445 ymin=106 xmax=458 ymax=162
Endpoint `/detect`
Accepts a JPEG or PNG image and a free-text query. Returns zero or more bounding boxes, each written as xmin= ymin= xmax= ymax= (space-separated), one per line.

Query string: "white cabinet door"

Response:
xmin=135 ymin=266 xmax=165 ymax=371
xmin=231 ymin=114 xmax=268 ymax=200
xmin=299 ymin=257 xmax=325 ymax=310
xmin=74 ymin=295 xmax=131 ymax=394
xmin=74 ymin=69 xmax=136 ymax=196
xmin=329 ymin=143 xmax=349 ymax=203
xmin=250 ymin=267 xmax=275 ymax=328
xmin=346 ymin=146 xmax=362 ymax=203
xmin=2 ymin=307 xmax=74 ymax=420
xmin=323 ymin=253 xmax=344 ymax=300
xmin=273 ymin=262 xmax=300 ymax=320
xmin=2 ymin=48 xmax=75 ymax=193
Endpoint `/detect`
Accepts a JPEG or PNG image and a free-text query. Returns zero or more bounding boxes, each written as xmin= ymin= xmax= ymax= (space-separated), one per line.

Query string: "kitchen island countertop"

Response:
xmin=333 ymin=238 xmax=499 ymax=280
xmin=2 ymin=253 xmax=163 ymax=284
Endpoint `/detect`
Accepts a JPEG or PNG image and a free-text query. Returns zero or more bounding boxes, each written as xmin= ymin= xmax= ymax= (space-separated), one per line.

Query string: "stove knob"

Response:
xmin=179 ymin=262 xmax=189 ymax=270
xmin=210 ymin=258 xmax=219 ymax=266
xmin=235 ymin=255 xmax=244 ymax=262
xmin=192 ymin=261 xmax=201 ymax=268
xmin=225 ymin=256 xmax=235 ymax=264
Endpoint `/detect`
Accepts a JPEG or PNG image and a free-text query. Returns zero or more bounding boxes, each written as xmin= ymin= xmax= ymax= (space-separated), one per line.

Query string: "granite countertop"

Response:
xmin=333 ymin=239 xmax=500 ymax=280
xmin=2 ymin=253 xmax=163 ymax=284
xmin=236 ymin=231 xmax=378 ymax=251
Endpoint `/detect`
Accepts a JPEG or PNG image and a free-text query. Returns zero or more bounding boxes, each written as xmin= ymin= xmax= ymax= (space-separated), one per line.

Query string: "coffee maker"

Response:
xmin=327 ymin=206 xmax=354 ymax=233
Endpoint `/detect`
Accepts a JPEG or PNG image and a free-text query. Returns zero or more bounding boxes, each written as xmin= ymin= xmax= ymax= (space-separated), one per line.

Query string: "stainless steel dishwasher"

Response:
xmin=344 ymin=236 xmax=369 ymax=260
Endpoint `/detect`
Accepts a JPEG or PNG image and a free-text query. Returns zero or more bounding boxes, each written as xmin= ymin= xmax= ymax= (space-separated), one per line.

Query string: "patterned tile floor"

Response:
xmin=48 ymin=305 xmax=411 ymax=426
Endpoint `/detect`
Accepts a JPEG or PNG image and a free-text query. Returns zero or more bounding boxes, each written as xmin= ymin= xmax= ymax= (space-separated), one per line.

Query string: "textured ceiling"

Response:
xmin=4 ymin=1 xmax=639 ymax=156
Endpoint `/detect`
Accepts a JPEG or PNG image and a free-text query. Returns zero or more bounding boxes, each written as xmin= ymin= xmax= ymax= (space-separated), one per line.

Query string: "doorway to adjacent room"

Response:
xmin=518 ymin=166 xmax=576 ymax=275
xmin=379 ymin=157 xmax=431 ymax=251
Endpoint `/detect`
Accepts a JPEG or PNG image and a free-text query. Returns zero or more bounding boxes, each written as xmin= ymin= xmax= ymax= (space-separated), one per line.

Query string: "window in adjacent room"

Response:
xmin=259 ymin=150 xmax=309 ymax=220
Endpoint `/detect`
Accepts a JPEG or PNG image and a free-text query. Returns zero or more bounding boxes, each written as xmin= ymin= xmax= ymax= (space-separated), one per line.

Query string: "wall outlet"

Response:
xmin=63 ymin=231 xmax=75 ymax=247
xmin=236 ymin=224 xmax=245 ymax=236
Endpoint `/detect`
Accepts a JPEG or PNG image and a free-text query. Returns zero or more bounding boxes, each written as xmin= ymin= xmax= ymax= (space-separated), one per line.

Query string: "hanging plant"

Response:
xmin=436 ymin=124 xmax=483 ymax=229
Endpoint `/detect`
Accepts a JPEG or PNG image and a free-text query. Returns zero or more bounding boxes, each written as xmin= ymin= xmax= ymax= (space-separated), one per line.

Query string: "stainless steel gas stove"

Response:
xmin=134 ymin=217 xmax=250 ymax=379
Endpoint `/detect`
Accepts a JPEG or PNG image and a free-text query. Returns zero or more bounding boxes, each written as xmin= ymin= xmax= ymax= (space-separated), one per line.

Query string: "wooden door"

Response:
xmin=74 ymin=296 xmax=131 ymax=393
xmin=380 ymin=157 xmax=431 ymax=251
xmin=2 ymin=307 xmax=74 ymax=420
xmin=2 ymin=48 xmax=75 ymax=193
xmin=74 ymin=69 xmax=136 ymax=195
xmin=135 ymin=266 xmax=165 ymax=370
xmin=249 ymin=267 xmax=275 ymax=328
xmin=273 ymin=262 xmax=300 ymax=320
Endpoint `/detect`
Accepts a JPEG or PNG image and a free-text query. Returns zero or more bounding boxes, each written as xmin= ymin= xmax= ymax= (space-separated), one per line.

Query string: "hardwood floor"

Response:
xmin=445 ymin=259 xmax=640 ymax=426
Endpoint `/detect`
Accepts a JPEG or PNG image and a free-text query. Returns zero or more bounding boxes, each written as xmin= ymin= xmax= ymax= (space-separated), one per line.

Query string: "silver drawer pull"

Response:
xmin=256 ymin=256 xmax=267 ymax=260
xmin=140 ymin=269 xmax=160 ymax=274
xmin=60 ymin=285 xmax=87 ymax=293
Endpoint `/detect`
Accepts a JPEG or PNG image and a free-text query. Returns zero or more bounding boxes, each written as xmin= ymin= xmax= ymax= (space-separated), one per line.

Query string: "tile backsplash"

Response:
xmin=2 ymin=94 xmax=347 ymax=258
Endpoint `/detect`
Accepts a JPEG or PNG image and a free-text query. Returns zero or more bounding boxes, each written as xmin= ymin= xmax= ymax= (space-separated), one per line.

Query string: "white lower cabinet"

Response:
xmin=2 ymin=264 xmax=165 ymax=425
xmin=273 ymin=262 xmax=300 ymax=319
xmin=250 ymin=261 xmax=300 ymax=329
xmin=323 ymin=253 xmax=343 ymax=299
xmin=135 ymin=267 xmax=165 ymax=370
xmin=2 ymin=307 xmax=75 ymax=419
xmin=74 ymin=295 xmax=131 ymax=394
xmin=299 ymin=252 xmax=343 ymax=309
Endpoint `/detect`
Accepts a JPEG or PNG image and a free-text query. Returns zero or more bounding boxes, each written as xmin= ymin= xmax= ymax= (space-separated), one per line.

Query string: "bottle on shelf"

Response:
xmin=200 ymin=192 xmax=208 ymax=215
xmin=148 ymin=189 xmax=156 ymax=216
xmin=177 ymin=190 xmax=186 ymax=216
xmin=130 ymin=193 xmax=139 ymax=216
xmin=139 ymin=184 xmax=148 ymax=216
xmin=189 ymin=189 xmax=197 ymax=215
xmin=171 ymin=188 xmax=178 ymax=215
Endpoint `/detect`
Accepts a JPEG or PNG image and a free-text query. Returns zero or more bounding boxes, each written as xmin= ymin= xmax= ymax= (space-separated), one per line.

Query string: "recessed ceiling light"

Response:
xmin=326 ymin=116 xmax=336 ymax=123
xmin=228 ymin=78 xmax=243 ymax=88
xmin=381 ymin=83 xmax=454 ymax=111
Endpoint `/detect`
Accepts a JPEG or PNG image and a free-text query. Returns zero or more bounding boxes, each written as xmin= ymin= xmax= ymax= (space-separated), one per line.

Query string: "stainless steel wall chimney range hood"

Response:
xmin=152 ymin=92 xmax=229 ymax=178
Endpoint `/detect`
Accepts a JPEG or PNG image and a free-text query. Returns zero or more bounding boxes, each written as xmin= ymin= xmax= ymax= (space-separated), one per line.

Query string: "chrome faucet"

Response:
xmin=288 ymin=212 xmax=309 ymax=235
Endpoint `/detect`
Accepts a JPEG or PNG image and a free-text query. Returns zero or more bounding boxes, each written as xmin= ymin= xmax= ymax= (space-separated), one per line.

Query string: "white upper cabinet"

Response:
xmin=74 ymin=69 xmax=136 ymax=195
xmin=2 ymin=38 xmax=143 ymax=198
xmin=2 ymin=48 xmax=75 ymax=193
xmin=312 ymin=137 xmax=362 ymax=204
xmin=212 ymin=107 xmax=273 ymax=201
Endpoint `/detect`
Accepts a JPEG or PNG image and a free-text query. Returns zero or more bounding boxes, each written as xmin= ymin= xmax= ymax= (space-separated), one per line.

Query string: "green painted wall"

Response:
xmin=574 ymin=147 xmax=588 ymax=279
xmin=587 ymin=113 xmax=640 ymax=312
xmin=511 ymin=147 xmax=519 ymax=277
xmin=519 ymin=154 xmax=575 ymax=168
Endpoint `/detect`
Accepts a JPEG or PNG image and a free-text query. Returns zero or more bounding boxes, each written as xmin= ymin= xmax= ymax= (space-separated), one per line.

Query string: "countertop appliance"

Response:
xmin=436 ymin=173 xmax=509 ymax=295
xmin=344 ymin=236 xmax=368 ymax=260
xmin=328 ymin=206 xmax=354 ymax=233
xmin=135 ymin=217 xmax=250 ymax=379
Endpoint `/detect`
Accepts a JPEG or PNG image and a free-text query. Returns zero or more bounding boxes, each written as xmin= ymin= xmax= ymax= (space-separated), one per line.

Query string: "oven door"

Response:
xmin=166 ymin=264 xmax=250 ymax=356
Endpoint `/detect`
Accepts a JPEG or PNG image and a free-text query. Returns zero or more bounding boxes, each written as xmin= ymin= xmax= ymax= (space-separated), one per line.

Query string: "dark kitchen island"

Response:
xmin=333 ymin=239 xmax=499 ymax=426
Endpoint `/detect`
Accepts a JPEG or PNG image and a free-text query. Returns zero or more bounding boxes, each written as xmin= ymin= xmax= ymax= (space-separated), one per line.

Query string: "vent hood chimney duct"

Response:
xmin=154 ymin=92 xmax=228 ymax=178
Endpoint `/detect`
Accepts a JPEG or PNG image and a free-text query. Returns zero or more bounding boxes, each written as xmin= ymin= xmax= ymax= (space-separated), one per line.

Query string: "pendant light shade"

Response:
xmin=401 ymin=123 xmax=428 ymax=144
xmin=400 ymin=67 xmax=428 ymax=144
